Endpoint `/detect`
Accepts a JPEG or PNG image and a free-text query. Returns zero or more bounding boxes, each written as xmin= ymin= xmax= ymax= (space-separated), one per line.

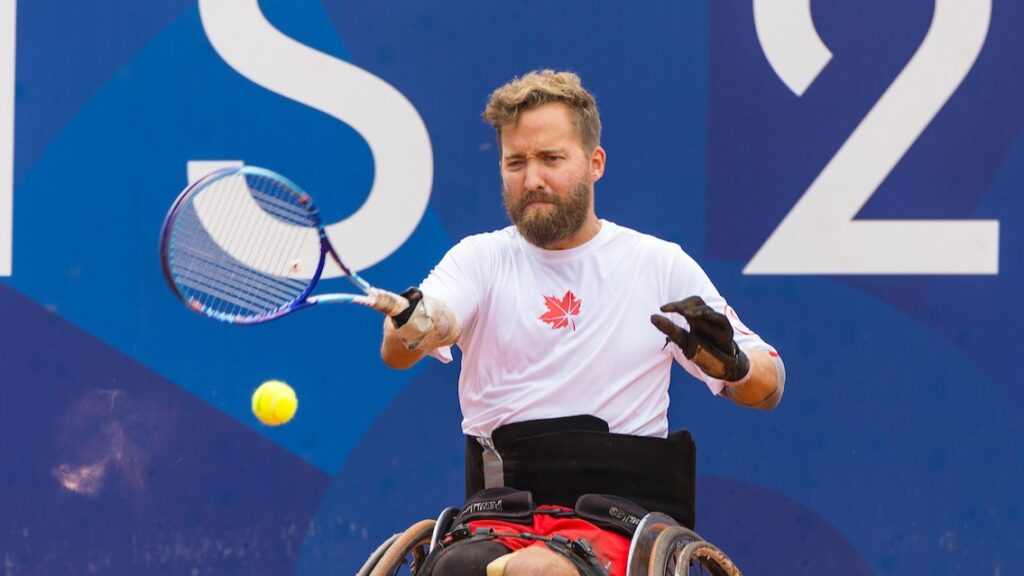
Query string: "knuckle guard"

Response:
xmin=687 ymin=335 xmax=728 ymax=378
xmin=687 ymin=335 xmax=749 ymax=382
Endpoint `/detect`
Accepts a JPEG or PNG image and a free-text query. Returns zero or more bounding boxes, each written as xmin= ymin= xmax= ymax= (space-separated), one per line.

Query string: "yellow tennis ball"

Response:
xmin=251 ymin=380 xmax=298 ymax=426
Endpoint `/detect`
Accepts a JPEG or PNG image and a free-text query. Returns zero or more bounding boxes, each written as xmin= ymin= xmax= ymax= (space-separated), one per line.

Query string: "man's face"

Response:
xmin=499 ymin=103 xmax=605 ymax=249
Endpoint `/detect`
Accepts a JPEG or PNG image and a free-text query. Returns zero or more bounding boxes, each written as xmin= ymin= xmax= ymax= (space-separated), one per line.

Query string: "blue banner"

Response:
xmin=1 ymin=1 xmax=1020 ymax=574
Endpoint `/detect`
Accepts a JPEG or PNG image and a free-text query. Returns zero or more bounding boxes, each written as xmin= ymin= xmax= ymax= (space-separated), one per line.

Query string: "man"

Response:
xmin=380 ymin=70 xmax=784 ymax=576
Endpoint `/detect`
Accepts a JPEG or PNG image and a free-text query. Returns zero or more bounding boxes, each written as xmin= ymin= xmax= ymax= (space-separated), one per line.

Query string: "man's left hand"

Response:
xmin=651 ymin=296 xmax=750 ymax=382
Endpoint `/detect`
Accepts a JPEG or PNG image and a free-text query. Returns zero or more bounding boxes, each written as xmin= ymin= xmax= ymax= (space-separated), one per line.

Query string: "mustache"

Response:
xmin=518 ymin=190 xmax=560 ymax=205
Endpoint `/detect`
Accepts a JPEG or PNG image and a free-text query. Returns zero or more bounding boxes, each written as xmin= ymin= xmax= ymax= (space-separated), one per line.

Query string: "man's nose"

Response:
xmin=524 ymin=161 xmax=545 ymax=191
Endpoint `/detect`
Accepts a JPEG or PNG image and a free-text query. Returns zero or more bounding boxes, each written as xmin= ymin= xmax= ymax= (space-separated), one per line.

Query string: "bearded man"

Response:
xmin=380 ymin=70 xmax=785 ymax=576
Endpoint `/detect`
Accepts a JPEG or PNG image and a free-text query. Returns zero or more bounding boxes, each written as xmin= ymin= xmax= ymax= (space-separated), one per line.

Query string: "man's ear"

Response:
xmin=590 ymin=146 xmax=606 ymax=182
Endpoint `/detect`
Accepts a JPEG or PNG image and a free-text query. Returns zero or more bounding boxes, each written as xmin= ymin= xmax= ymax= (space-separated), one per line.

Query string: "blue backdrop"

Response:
xmin=2 ymin=1 xmax=1020 ymax=574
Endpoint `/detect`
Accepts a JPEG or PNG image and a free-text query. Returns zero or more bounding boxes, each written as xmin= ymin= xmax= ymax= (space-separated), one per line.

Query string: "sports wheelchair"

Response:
xmin=359 ymin=420 xmax=741 ymax=575
xmin=356 ymin=509 xmax=742 ymax=576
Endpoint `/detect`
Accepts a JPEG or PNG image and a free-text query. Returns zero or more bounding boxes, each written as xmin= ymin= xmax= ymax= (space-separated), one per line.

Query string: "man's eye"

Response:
xmin=545 ymin=156 xmax=561 ymax=163
xmin=506 ymin=160 xmax=524 ymax=169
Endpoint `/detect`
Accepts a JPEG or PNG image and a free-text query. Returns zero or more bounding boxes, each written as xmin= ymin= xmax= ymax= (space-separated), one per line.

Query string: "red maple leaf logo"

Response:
xmin=539 ymin=291 xmax=581 ymax=331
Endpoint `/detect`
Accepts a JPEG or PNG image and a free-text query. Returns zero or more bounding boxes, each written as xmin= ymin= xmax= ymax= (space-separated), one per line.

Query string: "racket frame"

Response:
xmin=159 ymin=166 xmax=389 ymax=324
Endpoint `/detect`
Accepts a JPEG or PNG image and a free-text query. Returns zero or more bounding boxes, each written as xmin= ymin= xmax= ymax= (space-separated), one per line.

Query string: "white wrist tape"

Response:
xmin=384 ymin=296 xmax=461 ymax=351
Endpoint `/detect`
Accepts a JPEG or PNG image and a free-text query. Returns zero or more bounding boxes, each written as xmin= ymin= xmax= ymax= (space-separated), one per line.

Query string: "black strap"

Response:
xmin=465 ymin=417 xmax=696 ymax=528
xmin=467 ymin=415 xmax=608 ymax=495
xmin=453 ymin=489 xmax=647 ymax=538
xmin=419 ymin=526 xmax=608 ymax=576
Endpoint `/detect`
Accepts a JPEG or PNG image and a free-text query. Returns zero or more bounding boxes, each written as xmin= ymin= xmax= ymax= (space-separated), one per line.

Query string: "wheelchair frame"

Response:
xmin=358 ymin=509 xmax=742 ymax=576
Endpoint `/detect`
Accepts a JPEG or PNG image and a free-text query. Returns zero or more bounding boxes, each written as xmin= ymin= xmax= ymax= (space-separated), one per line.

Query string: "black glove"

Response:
xmin=651 ymin=296 xmax=750 ymax=382
xmin=390 ymin=287 xmax=423 ymax=328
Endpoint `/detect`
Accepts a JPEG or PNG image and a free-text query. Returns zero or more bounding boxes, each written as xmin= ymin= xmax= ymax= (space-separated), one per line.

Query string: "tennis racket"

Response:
xmin=159 ymin=166 xmax=409 ymax=324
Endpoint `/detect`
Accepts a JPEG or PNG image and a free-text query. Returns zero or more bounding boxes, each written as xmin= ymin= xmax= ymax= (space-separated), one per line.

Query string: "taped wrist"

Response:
xmin=384 ymin=295 xmax=461 ymax=351
xmin=390 ymin=287 xmax=423 ymax=328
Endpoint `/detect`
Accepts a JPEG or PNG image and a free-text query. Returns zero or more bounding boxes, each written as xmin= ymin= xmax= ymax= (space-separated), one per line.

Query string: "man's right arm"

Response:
xmin=381 ymin=288 xmax=462 ymax=369
xmin=381 ymin=326 xmax=428 ymax=369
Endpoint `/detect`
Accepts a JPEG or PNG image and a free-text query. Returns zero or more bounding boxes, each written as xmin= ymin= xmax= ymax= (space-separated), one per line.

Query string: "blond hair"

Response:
xmin=482 ymin=70 xmax=601 ymax=152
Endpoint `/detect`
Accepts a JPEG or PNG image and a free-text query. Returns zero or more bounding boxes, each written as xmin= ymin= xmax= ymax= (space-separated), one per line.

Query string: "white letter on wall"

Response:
xmin=196 ymin=0 xmax=432 ymax=276
xmin=1 ymin=0 xmax=16 ymax=276
xmin=748 ymin=0 xmax=998 ymax=275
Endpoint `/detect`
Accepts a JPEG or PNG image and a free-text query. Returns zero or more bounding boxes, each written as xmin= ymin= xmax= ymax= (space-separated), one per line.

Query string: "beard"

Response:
xmin=503 ymin=180 xmax=593 ymax=248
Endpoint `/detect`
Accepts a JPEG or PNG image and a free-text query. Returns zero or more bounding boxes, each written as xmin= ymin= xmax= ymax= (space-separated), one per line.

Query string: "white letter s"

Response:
xmin=196 ymin=0 xmax=431 ymax=275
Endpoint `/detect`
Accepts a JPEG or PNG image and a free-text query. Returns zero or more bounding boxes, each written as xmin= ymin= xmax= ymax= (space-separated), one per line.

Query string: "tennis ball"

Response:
xmin=251 ymin=380 xmax=298 ymax=426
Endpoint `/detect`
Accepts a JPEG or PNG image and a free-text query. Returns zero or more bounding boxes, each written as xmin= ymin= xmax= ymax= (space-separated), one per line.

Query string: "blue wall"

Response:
xmin=2 ymin=1 xmax=1021 ymax=574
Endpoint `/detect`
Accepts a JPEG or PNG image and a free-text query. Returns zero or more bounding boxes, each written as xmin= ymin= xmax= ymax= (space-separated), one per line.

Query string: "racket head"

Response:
xmin=159 ymin=166 xmax=330 ymax=324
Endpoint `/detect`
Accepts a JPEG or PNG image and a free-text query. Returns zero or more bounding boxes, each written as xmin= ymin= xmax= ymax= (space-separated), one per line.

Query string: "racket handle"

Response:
xmin=364 ymin=288 xmax=411 ymax=317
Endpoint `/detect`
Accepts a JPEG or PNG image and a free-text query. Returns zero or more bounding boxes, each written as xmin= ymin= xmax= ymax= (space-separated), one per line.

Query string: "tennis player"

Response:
xmin=381 ymin=70 xmax=784 ymax=576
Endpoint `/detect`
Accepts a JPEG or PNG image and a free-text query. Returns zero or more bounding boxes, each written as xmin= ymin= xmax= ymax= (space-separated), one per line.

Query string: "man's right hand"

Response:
xmin=381 ymin=288 xmax=462 ymax=369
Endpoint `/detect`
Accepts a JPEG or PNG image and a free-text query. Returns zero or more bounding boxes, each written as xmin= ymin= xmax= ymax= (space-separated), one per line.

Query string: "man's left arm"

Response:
xmin=719 ymin=348 xmax=784 ymax=409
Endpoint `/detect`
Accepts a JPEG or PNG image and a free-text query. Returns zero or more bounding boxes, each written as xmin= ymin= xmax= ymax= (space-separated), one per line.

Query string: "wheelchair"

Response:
xmin=356 ymin=508 xmax=742 ymax=576
xmin=359 ymin=421 xmax=739 ymax=575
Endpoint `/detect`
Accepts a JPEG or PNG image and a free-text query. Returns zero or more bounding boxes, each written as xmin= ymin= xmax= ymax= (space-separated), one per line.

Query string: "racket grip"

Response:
xmin=365 ymin=288 xmax=411 ymax=317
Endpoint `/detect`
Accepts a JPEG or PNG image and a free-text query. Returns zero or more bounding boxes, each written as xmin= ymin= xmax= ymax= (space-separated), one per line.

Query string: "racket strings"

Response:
xmin=167 ymin=173 xmax=320 ymax=321
xmin=247 ymin=174 xmax=317 ymax=300
xmin=170 ymin=207 xmax=307 ymax=317
xmin=223 ymin=174 xmax=303 ymax=314
xmin=248 ymin=175 xmax=317 ymax=225
xmin=196 ymin=174 xmax=277 ymax=317
xmin=207 ymin=175 xmax=262 ymax=316
xmin=173 ymin=243 xmax=301 ymax=306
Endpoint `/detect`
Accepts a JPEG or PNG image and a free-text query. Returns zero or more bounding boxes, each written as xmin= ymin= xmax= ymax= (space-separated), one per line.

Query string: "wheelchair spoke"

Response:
xmin=366 ymin=519 xmax=436 ymax=576
xmin=647 ymin=527 xmax=741 ymax=576
xmin=669 ymin=541 xmax=742 ymax=576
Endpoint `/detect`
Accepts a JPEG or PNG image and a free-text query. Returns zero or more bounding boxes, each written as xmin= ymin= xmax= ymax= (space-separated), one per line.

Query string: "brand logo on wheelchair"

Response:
xmin=463 ymin=499 xmax=503 ymax=515
xmin=608 ymin=505 xmax=641 ymax=527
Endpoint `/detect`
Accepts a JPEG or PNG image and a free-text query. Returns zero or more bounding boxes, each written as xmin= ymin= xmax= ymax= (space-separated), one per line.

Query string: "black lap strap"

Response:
xmin=466 ymin=416 xmax=697 ymax=528
xmin=422 ymin=526 xmax=609 ymax=576
xmin=491 ymin=414 xmax=610 ymax=446
xmin=467 ymin=415 xmax=609 ymax=496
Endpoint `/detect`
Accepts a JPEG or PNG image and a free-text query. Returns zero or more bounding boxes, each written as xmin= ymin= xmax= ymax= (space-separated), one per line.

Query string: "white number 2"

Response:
xmin=746 ymin=0 xmax=999 ymax=275
xmin=1 ymin=0 xmax=15 ymax=277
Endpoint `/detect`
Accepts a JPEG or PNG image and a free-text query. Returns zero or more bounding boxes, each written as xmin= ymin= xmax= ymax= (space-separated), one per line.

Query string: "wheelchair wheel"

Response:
xmin=648 ymin=527 xmax=741 ymax=576
xmin=356 ymin=533 xmax=401 ymax=576
xmin=627 ymin=512 xmax=689 ymax=576
xmin=365 ymin=519 xmax=436 ymax=576
xmin=429 ymin=507 xmax=460 ymax=552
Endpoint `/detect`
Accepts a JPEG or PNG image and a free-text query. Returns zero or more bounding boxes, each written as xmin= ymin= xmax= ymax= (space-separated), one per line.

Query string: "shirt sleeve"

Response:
xmin=418 ymin=236 xmax=488 ymax=360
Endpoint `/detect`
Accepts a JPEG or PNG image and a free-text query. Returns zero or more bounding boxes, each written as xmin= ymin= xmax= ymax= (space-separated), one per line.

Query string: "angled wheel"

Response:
xmin=648 ymin=528 xmax=740 ymax=576
xmin=627 ymin=512 xmax=684 ymax=576
xmin=357 ymin=533 xmax=401 ymax=576
xmin=671 ymin=540 xmax=741 ymax=576
xmin=429 ymin=507 xmax=460 ymax=552
xmin=363 ymin=519 xmax=436 ymax=576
